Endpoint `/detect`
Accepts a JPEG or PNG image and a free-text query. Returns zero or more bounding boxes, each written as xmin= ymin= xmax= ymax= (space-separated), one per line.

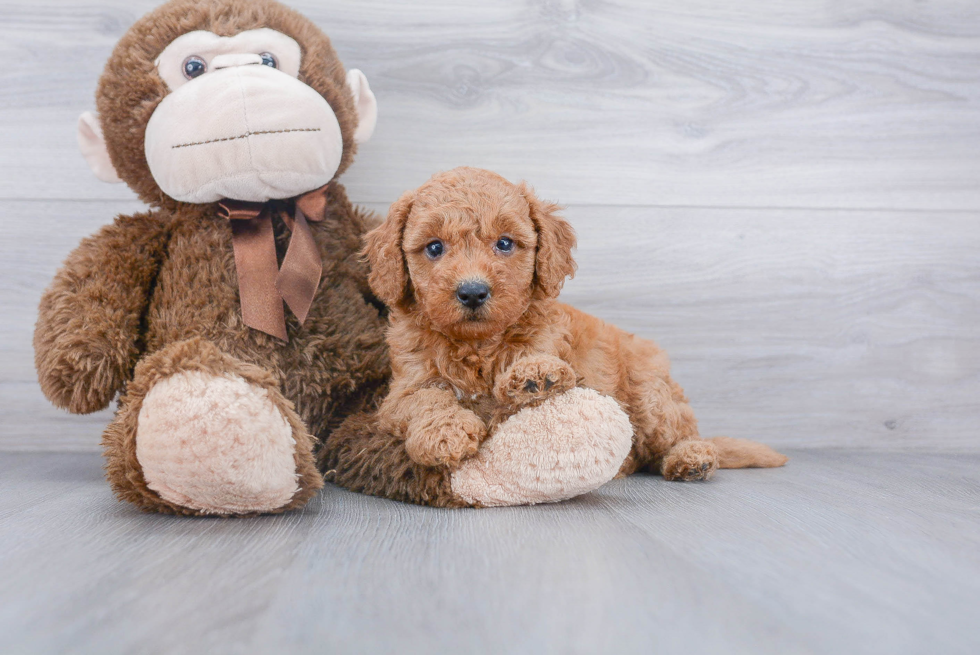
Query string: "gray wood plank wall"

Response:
xmin=1 ymin=0 xmax=978 ymax=452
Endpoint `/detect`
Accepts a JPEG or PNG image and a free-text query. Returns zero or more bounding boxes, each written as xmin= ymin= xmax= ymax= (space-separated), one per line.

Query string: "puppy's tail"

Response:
xmin=708 ymin=436 xmax=788 ymax=469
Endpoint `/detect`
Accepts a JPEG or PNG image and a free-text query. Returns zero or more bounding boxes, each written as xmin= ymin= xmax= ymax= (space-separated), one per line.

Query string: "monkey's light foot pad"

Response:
xmin=1 ymin=450 xmax=978 ymax=654
xmin=451 ymin=387 xmax=633 ymax=506
xmin=136 ymin=371 xmax=299 ymax=514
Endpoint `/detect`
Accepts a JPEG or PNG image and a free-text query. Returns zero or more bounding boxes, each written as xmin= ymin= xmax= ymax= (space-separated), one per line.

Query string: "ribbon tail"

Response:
xmin=230 ymin=214 xmax=288 ymax=341
xmin=276 ymin=206 xmax=322 ymax=325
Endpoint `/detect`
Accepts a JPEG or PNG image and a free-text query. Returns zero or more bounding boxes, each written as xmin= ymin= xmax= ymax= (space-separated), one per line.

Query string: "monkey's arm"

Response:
xmin=351 ymin=204 xmax=384 ymax=232
xmin=34 ymin=211 xmax=170 ymax=414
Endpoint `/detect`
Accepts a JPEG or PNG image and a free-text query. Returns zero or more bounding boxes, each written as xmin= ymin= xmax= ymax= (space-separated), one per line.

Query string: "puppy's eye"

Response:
xmin=494 ymin=237 xmax=515 ymax=254
xmin=182 ymin=56 xmax=207 ymax=79
xmin=425 ymin=240 xmax=444 ymax=260
xmin=259 ymin=52 xmax=278 ymax=68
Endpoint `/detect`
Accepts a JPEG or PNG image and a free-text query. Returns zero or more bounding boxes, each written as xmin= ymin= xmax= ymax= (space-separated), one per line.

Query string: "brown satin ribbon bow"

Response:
xmin=218 ymin=185 xmax=329 ymax=341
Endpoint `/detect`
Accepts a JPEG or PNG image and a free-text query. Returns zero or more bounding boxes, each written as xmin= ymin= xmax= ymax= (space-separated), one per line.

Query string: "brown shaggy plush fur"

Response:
xmin=319 ymin=413 xmax=468 ymax=508
xmin=361 ymin=167 xmax=788 ymax=480
xmin=34 ymin=0 xmax=392 ymax=516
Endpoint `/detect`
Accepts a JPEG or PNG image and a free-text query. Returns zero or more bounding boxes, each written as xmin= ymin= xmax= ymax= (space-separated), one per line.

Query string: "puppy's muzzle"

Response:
xmin=456 ymin=280 xmax=490 ymax=310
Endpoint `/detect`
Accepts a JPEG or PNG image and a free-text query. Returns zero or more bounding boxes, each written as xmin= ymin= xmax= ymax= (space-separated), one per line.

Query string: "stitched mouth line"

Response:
xmin=172 ymin=127 xmax=321 ymax=149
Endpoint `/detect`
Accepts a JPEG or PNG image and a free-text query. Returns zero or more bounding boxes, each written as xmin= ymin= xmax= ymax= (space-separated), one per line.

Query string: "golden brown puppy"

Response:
xmin=364 ymin=167 xmax=787 ymax=480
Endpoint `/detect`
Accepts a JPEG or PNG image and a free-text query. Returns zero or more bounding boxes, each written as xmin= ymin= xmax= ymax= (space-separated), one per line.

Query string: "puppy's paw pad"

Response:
xmin=661 ymin=441 xmax=718 ymax=482
xmin=497 ymin=356 xmax=576 ymax=406
xmin=671 ymin=462 xmax=715 ymax=481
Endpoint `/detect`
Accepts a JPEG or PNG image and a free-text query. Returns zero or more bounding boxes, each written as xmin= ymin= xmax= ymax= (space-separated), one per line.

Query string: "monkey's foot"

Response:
xmin=450 ymin=387 xmax=633 ymax=506
xmin=136 ymin=371 xmax=305 ymax=514
xmin=103 ymin=338 xmax=322 ymax=516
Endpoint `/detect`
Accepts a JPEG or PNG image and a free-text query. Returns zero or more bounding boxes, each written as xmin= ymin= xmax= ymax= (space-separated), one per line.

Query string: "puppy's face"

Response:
xmin=364 ymin=167 xmax=577 ymax=341
xmin=403 ymin=181 xmax=538 ymax=340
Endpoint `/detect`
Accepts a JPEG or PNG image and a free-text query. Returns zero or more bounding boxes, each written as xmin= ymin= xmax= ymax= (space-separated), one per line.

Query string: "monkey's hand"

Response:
xmin=34 ymin=212 xmax=169 ymax=414
xmin=494 ymin=354 xmax=577 ymax=409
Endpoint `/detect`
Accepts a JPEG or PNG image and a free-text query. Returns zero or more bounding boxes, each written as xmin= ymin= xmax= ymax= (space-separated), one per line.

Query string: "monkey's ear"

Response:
xmin=346 ymin=69 xmax=377 ymax=145
xmin=362 ymin=190 xmax=414 ymax=309
xmin=520 ymin=182 xmax=577 ymax=299
xmin=77 ymin=112 xmax=123 ymax=184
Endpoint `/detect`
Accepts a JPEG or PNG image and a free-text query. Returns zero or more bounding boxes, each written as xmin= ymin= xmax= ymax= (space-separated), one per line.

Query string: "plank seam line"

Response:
xmin=1 ymin=199 xmax=979 ymax=214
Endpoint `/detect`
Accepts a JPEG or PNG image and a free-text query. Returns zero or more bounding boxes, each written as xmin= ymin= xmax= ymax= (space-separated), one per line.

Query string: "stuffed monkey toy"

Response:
xmin=34 ymin=0 xmax=634 ymax=515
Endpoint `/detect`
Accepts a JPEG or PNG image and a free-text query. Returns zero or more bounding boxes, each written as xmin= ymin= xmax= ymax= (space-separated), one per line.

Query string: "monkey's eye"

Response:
xmin=259 ymin=52 xmax=278 ymax=68
xmin=425 ymin=240 xmax=444 ymax=260
xmin=182 ymin=55 xmax=207 ymax=80
xmin=494 ymin=236 xmax=515 ymax=254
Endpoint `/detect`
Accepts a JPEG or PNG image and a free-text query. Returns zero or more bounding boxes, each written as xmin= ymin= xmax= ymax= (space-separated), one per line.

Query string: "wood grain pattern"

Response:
xmin=1 ymin=3 xmax=977 ymax=653
xmin=0 ymin=1 xmax=978 ymax=208
xmin=4 ymin=200 xmax=977 ymax=451
xmin=565 ymin=207 xmax=980 ymax=452
xmin=2 ymin=1 xmax=977 ymax=449
xmin=1 ymin=450 xmax=978 ymax=654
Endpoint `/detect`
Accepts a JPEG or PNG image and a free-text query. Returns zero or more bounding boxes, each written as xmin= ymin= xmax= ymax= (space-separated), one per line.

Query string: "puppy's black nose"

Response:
xmin=456 ymin=281 xmax=490 ymax=310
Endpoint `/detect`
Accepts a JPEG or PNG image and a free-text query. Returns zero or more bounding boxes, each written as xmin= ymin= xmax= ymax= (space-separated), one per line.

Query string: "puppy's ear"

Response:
xmin=521 ymin=183 xmax=577 ymax=299
xmin=363 ymin=190 xmax=415 ymax=309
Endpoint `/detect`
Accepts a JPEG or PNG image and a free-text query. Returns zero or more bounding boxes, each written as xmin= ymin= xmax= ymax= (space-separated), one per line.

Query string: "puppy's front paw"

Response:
xmin=494 ymin=355 xmax=576 ymax=407
xmin=405 ymin=409 xmax=486 ymax=468
xmin=661 ymin=440 xmax=718 ymax=481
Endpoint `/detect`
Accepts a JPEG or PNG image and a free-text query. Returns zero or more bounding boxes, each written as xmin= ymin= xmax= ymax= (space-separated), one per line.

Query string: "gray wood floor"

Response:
xmin=1 ymin=450 xmax=978 ymax=655
xmin=1 ymin=1 xmax=979 ymax=653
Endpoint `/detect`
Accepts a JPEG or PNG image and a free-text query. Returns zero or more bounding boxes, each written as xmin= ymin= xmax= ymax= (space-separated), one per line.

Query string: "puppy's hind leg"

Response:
xmin=619 ymin=343 xmax=786 ymax=479
xmin=624 ymin=374 xmax=718 ymax=482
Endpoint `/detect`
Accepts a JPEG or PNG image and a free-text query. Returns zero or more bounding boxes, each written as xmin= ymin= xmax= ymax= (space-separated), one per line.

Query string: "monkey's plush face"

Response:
xmin=77 ymin=0 xmax=377 ymax=206
xmin=145 ymin=29 xmax=348 ymax=203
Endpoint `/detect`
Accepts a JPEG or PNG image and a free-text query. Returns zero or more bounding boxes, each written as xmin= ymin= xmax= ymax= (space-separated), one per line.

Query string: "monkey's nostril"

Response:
xmin=456 ymin=281 xmax=491 ymax=310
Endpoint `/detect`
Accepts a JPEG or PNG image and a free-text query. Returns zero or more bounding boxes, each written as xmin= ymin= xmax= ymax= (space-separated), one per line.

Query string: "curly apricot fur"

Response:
xmin=364 ymin=167 xmax=788 ymax=478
